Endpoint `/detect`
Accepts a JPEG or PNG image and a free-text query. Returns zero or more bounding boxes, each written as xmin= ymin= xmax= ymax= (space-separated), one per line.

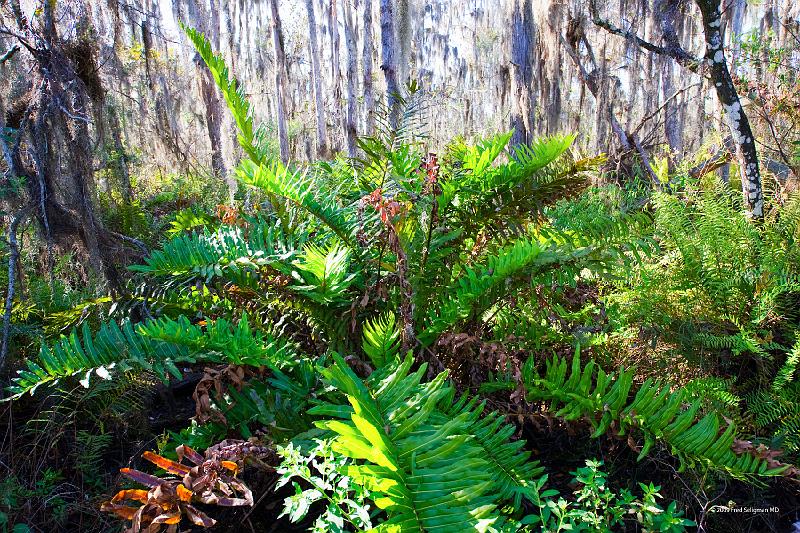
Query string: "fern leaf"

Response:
xmin=362 ymin=312 xmax=401 ymax=368
xmin=182 ymin=24 xmax=261 ymax=163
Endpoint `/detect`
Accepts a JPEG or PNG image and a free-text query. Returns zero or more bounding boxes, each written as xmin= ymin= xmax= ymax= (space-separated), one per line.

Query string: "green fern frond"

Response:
xmin=237 ymin=160 xmax=357 ymax=247
xmin=289 ymin=242 xmax=359 ymax=305
xmin=523 ymin=349 xmax=785 ymax=478
xmin=8 ymin=320 xmax=193 ymax=399
xmin=311 ymin=354 xmax=505 ymax=531
xmin=139 ymin=314 xmax=298 ymax=366
xmin=182 ymin=24 xmax=262 ymax=163
xmin=362 ymin=312 xmax=400 ymax=368
xmin=441 ymin=395 xmax=546 ymax=510
xmin=166 ymin=207 xmax=217 ymax=236
xmin=8 ymin=315 xmax=297 ymax=399
xmin=130 ymin=219 xmax=303 ymax=286
xmin=774 ymin=338 xmax=800 ymax=391
xmin=420 ymin=235 xmax=588 ymax=346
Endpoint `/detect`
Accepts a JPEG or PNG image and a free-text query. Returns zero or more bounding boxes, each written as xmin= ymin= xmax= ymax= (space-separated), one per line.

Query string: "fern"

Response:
xmin=166 ymin=207 xmax=217 ymax=236
xmin=440 ymin=395 xmax=546 ymax=510
xmin=182 ymin=25 xmax=262 ymax=163
xmin=747 ymin=383 xmax=800 ymax=453
xmin=236 ymin=160 xmax=358 ymax=247
xmin=289 ymin=242 xmax=359 ymax=305
xmin=774 ymin=338 xmax=800 ymax=390
xmin=130 ymin=219 xmax=304 ymax=286
xmin=420 ymin=235 xmax=588 ymax=346
xmin=8 ymin=314 xmax=295 ymax=398
xmin=312 ymin=354 xmax=501 ymax=530
xmin=361 ymin=312 xmax=400 ymax=368
xmin=519 ymin=348 xmax=787 ymax=478
xmin=309 ymin=353 xmax=549 ymax=530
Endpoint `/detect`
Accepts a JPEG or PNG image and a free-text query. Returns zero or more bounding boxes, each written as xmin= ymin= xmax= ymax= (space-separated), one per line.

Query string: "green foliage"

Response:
xmin=604 ymin=181 xmax=800 ymax=458
xmin=315 ymin=356 xmax=506 ymax=531
xmin=130 ymin=218 xmax=304 ymax=286
xmin=310 ymin=353 xmax=545 ymax=530
xmin=236 ymin=160 xmax=358 ymax=245
xmin=290 ymin=242 xmax=359 ymax=305
xmin=361 ymin=312 xmax=400 ymax=368
xmin=517 ymin=348 xmax=785 ymax=478
xmin=8 ymin=29 xmax=797 ymax=533
xmin=8 ymin=314 xmax=294 ymax=398
xmin=277 ymin=440 xmax=373 ymax=532
xmin=523 ymin=460 xmax=694 ymax=532
xmin=0 ymin=469 xmax=68 ymax=531
xmin=181 ymin=25 xmax=262 ymax=163
xmin=166 ymin=207 xmax=217 ymax=236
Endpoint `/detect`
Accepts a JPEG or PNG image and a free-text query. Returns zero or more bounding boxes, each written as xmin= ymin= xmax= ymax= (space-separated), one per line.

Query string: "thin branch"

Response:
xmin=631 ymin=133 xmax=662 ymax=187
xmin=588 ymin=0 xmax=702 ymax=71
xmin=632 ymin=83 xmax=702 ymax=135
xmin=58 ymin=104 xmax=91 ymax=124
xmin=0 ymin=44 xmax=20 ymax=64
xmin=1 ymin=205 xmax=32 ymax=378
xmin=688 ymin=136 xmax=734 ymax=178
xmin=108 ymin=230 xmax=149 ymax=256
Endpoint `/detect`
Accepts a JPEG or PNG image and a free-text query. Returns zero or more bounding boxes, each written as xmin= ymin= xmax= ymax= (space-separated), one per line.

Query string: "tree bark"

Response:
xmin=196 ymin=57 xmax=227 ymax=177
xmin=698 ymin=0 xmax=763 ymax=217
xmin=304 ymin=0 xmax=330 ymax=156
xmin=380 ymin=0 xmax=400 ymax=128
xmin=509 ymin=0 xmax=535 ymax=147
xmin=269 ymin=0 xmax=291 ymax=162
xmin=328 ymin=0 xmax=342 ymax=103
xmin=657 ymin=0 xmax=682 ymax=165
xmin=362 ymin=0 xmax=375 ymax=135
xmin=343 ymin=0 xmax=359 ymax=157
xmin=187 ymin=0 xmax=228 ymax=180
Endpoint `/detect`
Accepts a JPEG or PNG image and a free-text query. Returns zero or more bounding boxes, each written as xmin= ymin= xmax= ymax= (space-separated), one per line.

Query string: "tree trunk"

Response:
xmin=269 ymin=0 xmax=290 ymax=162
xmin=509 ymin=0 xmax=535 ymax=147
xmin=698 ymin=0 xmax=763 ymax=217
xmin=107 ymin=106 xmax=133 ymax=202
xmin=343 ymin=0 xmax=359 ymax=157
xmin=196 ymin=57 xmax=227 ymax=177
xmin=362 ymin=0 xmax=375 ymax=135
xmin=328 ymin=0 xmax=342 ymax=102
xmin=396 ymin=0 xmax=411 ymax=84
xmin=657 ymin=0 xmax=682 ymax=165
xmin=305 ymin=0 xmax=330 ymax=156
xmin=380 ymin=0 xmax=400 ymax=128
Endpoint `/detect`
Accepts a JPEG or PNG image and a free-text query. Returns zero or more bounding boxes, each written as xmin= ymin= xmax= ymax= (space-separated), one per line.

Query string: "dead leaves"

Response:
xmin=731 ymin=439 xmax=800 ymax=478
xmin=102 ymin=441 xmax=264 ymax=532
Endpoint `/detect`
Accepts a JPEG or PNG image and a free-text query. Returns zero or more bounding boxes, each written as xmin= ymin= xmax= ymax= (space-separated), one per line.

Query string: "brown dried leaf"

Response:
xmin=143 ymin=451 xmax=191 ymax=476
xmin=120 ymin=468 xmax=165 ymax=488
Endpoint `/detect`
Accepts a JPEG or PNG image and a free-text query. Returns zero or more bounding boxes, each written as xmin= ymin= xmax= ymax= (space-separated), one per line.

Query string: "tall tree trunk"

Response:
xmin=362 ymin=0 xmax=375 ymax=135
xmin=509 ymin=0 xmax=535 ymax=147
xmin=188 ymin=0 xmax=228 ymax=181
xmin=343 ymin=0 xmax=358 ymax=157
xmin=698 ymin=0 xmax=763 ymax=217
xmin=269 ymin=0 xmax=290 ymax=162
xmin=305 ymin=0 xmax=329 ymax=156
xmin=306 ymin=0 xmax=328 ymax=157
xmin=380 ymin=0 xmax=400 ymax=128
xmin=107 ymin=106 xmax=133 ymax=202
xmin=657 ymin=0 xmax=682 ymax=166
xmin=328 ymin=0 xmax=342 ymax=102
xmin=196 ymin=56 xmax=227 ymax=177
xmin=396 ymin=0 xmax=411 ymax=84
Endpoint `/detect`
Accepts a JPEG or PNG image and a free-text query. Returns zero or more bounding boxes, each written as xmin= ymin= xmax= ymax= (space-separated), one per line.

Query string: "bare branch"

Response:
xmin=0 ymin=44 xmax=20 ymax=64
xmin=632 ymin=83 xmax=702 ymax=135
xmin=1 ymin=205 xmax=32 ymax=377
xmin=588 ymin=0 xmax=702 ymax=71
